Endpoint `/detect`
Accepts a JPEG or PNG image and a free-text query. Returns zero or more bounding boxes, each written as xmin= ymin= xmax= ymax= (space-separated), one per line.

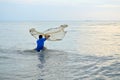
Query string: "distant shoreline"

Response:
xmin=0 ymin=20 xmax=120 ymax=23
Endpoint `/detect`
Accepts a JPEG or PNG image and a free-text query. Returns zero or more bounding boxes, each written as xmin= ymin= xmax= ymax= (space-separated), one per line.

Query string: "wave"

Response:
xmin=0 ymin=48 xmax=120 ymax=80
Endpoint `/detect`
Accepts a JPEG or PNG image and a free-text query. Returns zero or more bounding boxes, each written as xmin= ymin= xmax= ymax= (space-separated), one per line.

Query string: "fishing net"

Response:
xmin=29 ymin=24 xmax=68 ymax=41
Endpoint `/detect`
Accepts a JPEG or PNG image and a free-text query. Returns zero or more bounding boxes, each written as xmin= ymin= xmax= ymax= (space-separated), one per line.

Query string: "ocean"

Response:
xmin=0 ymin=21 xmax=120 ymax=80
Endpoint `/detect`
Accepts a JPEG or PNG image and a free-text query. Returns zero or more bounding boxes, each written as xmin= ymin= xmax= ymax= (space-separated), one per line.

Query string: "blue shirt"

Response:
xmin=35 ymin=38 xmax=46 ymax=52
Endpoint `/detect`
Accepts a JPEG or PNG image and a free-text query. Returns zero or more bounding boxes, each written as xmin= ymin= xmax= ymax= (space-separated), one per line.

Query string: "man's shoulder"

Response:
xmin=42 ymin=38 xmax=46 ymax=41
xmin=37 ymin=38 xmax=46 ymax=41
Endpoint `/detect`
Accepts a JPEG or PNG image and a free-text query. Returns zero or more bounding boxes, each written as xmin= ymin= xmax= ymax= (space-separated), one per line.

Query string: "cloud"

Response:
xmin=0 ymin=0 xmax=100 ymax=5
xmin=0 ymin=0 xmax=45 ymax=4
xmin=1 ymin=0 xmax=120 ymax=20
xmin=97 ymin=4 xmax=120 ymax=8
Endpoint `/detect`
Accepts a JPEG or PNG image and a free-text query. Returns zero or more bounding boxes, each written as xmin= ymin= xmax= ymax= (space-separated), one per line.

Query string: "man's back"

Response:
xmin=35 ymin=38 xmax=46 ymax=52
xmin=35 ymin=35 xmax=50 ymax=52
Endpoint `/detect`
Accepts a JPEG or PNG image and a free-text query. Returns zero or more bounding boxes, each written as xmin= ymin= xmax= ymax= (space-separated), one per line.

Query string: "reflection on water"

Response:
xmin=38 ymin=52 xmax=45 ymax=69
xmin=76 ymin=22 xmax=120 ymax=56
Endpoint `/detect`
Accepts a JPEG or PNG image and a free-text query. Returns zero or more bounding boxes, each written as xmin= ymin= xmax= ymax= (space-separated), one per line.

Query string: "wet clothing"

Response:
xmin=35 ymin=38 xmax=46 ymax=52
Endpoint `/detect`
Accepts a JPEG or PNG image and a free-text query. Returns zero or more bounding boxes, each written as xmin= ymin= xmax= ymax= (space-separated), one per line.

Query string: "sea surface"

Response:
xmin=0 ymin=21 xmax=120 ymax=80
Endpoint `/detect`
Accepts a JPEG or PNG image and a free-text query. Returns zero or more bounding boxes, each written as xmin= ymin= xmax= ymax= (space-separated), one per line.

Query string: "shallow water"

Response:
xmin=0 ymin=21 xmax=120 ymax=80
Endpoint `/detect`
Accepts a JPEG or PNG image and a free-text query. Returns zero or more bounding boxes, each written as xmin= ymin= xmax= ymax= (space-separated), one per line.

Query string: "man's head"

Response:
xmin=39 ymin=35 xmax=43 ymax=39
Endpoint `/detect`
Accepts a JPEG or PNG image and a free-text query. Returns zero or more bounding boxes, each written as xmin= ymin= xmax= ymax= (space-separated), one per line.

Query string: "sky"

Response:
xmin=0 ymin=0 xmax=120 ymax=21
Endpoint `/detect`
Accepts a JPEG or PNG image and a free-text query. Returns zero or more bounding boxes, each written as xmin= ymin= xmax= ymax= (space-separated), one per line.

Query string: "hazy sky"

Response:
xmin=0 ymin=0 xmax=120 ymax=21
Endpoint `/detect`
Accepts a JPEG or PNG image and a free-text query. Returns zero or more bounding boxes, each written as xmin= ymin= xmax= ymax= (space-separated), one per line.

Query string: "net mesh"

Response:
xmin=29 ymin=24 xmax=68 ymax=41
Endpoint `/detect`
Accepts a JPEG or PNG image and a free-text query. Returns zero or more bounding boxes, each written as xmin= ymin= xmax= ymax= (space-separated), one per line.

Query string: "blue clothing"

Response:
xmin=35 ymin=38 xmax=46 ymax=52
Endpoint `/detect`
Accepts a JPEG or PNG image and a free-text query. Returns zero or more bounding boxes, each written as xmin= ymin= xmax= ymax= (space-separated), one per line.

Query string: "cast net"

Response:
xmin=29 ymin=24 xmax=68 ymax=41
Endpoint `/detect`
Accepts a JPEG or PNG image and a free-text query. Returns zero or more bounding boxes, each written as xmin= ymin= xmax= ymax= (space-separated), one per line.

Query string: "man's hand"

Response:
xmin=45 ymin=34 xmax=50 ymax=39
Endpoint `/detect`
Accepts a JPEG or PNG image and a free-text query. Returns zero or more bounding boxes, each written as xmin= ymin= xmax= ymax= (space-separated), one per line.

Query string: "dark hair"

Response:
xmin=39 ymin=35 xmax=43 ymax=39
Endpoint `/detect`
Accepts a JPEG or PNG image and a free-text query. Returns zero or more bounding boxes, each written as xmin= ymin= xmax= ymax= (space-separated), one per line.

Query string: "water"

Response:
xmin=0 ymin=21 xmax=120 ymax=80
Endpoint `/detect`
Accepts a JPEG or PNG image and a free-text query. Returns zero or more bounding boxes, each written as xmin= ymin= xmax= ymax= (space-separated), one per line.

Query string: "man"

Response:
xmin=35 ymin=34 xmax=50 ymax=52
